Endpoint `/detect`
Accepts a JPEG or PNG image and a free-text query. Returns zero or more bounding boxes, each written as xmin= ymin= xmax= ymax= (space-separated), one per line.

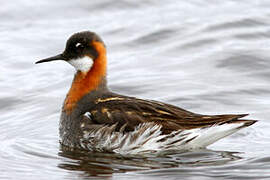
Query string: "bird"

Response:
xmin=36 ymin=31 xmax=257 ymax=154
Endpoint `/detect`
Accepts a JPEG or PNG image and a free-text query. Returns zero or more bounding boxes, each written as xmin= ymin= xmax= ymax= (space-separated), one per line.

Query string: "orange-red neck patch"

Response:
xmin=64 ymin=41 xmax=107 ymax=114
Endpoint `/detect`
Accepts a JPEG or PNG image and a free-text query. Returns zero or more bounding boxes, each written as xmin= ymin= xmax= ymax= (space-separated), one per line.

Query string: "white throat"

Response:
xmin=68 ymin=56 xmax=94 ymax=73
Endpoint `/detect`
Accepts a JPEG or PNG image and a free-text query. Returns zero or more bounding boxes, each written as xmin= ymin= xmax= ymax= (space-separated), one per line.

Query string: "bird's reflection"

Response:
xmin=58 ymin=145 xmax=242 ymax=178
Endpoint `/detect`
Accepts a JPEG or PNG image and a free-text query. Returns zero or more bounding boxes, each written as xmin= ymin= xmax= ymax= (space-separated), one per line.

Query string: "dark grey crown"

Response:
xmin=63 ymin=31 xmax=104 ymax=60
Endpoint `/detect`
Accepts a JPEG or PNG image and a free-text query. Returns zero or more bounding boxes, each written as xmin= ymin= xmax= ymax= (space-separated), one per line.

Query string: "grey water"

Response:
xmin=1 ymin=0 xmax=270 ymax=179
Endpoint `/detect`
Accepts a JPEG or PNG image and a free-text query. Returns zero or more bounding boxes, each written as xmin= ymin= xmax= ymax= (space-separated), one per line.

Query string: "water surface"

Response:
xmin=1 ymin=0 xmax=270 ymax=179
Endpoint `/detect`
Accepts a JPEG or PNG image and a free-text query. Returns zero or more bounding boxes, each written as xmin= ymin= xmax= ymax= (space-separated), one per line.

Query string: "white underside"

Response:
xmin=80 ymin=122 xmax=245 ymax=154
xmin=68 ymin=56 xmax=93 ymax=72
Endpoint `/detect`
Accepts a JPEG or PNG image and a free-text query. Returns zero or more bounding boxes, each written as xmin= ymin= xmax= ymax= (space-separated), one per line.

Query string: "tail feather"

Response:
xmin=184 ymin=119 xmax=257 ymax=149
xmin=227 ymin=119 xmax=257 ymax=129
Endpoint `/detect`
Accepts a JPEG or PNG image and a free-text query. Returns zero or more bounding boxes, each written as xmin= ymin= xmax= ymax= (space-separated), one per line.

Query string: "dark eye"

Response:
xmin=75 ymin=43 xmax=84 ymax=49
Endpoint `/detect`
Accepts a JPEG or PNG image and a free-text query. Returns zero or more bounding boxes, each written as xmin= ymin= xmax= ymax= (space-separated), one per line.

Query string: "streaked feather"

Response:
xmin=77 ymin=121 xmax=252 ymax=154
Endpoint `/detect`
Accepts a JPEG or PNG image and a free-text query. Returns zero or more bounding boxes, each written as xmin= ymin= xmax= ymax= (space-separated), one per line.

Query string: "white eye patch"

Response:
xmin=75 ymin=43 xmax=82 ymax=48
xmin=68 ymin=56 xmax=93 ymax=73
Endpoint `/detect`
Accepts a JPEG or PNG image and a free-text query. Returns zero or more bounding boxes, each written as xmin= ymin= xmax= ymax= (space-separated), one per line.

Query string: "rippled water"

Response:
xmin=1 ymin=0 xmax=270 ymax=179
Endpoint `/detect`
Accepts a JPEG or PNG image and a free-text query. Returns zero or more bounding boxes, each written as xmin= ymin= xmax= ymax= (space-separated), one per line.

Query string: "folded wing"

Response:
xmin=84 ymin=96 xmax=256 ymax=134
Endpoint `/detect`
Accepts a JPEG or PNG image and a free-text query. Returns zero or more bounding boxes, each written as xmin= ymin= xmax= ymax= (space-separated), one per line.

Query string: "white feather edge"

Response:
xmin=79 ymin=122 xmax=245 ymax=154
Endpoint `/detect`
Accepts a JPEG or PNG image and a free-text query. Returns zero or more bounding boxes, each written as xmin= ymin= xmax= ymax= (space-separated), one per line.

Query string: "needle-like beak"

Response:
xmin=35 ymin=54 xmax=66 ymax=64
